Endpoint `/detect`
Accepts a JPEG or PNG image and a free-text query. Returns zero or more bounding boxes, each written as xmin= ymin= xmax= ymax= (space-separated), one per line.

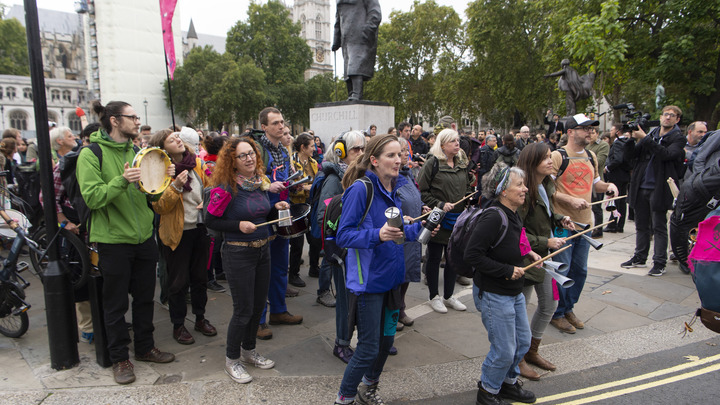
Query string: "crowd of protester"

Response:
xmin=0 ymin=101 xmax=716 ymax=405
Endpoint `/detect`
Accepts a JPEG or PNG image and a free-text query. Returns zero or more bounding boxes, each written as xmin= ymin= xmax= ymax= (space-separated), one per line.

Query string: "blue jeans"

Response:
xmin=479 ymin=291 xmax=531 ymax=394
xmin=318 ymin=256 xmax=333 ymax=295
xmin=327 ymin=258 xmax=351 ymax=346
xmin=338 ymin=292 xmax=395 ymax=398
xmin=553 ymin=235 xmax=589 ymax=318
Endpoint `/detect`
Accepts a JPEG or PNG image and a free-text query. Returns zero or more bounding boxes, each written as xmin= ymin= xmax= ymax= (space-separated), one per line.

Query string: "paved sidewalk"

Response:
xmin=0 ymin=229 xmax=716 ymax=404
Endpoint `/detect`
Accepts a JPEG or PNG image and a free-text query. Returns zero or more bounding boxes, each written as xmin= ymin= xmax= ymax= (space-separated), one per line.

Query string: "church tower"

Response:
xmin=292 ymin=0 xmax=333 ymax=80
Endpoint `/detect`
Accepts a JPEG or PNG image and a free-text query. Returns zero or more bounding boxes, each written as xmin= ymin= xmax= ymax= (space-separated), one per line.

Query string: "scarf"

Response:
xmin=174 ymin=151 xmax=197 ymax=192
xmin=236 ymin=173 xmax=265 ymax=192
xmin=260 ymin=134 xmax=291 ymax=179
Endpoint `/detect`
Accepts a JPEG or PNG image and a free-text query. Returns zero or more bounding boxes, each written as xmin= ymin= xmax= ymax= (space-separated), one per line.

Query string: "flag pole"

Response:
xmin=164 ymin=51 xmax=176 ymax=129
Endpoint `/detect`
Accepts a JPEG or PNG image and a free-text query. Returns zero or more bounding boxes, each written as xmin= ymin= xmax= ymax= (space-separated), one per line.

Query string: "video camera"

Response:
xmin=612 ymin=103 xmax=660 ymax=133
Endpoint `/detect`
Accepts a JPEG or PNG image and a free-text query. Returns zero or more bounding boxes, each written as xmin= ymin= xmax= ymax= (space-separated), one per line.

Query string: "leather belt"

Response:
xmin=226 ymin=235 xmax=275 ymax=248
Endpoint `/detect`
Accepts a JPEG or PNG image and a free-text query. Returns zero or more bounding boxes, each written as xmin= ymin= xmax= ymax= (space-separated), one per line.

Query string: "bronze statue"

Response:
xmin=332 ymin=0 xmax=381 ymax=101
xmin=544 ymin=59 xmax=596 ymax=115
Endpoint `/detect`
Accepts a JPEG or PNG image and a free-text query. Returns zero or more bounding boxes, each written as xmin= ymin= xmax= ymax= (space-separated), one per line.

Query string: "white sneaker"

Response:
xmin=240 ymin=348 xmax=275 ymax=369
xmin=429 ymin=295 xmax=447 ymax=313
xmin=225 ymin=358 xmax=252 ymax=383
xmin=444 ymin=296 xmax=467 ymax=311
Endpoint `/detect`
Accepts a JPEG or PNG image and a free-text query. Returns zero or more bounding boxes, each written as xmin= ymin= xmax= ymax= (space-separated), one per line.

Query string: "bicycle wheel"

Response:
xmin=0 ymin=283 xmax=30 ymax=338
xmin=29 ymin=227 xmax=90 ymax=290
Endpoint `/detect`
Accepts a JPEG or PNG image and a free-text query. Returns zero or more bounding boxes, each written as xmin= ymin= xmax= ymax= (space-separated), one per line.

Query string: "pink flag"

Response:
xmin=159 ymin=0 xmax=178 ymax=79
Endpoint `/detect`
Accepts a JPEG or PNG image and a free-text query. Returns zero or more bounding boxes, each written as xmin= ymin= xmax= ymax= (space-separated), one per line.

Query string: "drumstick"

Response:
xmin=521 ymin=245 xmax=571 ymax=271
xmin=667 ymin=178 xmax=679 ymax=198
xmin=564 ymin=220 xmax=615 ymax=242
xmin=412 ymin=191 xmax=479 ymax=222
xmin=256 ymin=217 xmax=287 ymax=227
xmin=588 ymin=195 xmax=627 ymax=206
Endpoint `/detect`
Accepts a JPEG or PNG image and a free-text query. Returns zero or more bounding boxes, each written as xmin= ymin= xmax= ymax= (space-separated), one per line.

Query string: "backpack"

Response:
xmin=307 ymin=170 xmax=327 ymax=239
xmin=555 ymin=148 xmax=595 ymax=179
xmin=447 ymin=205 xmax=508 ymax=278
xmin=14 ymin=163 xmax=43 ymax=227
xmin=687 ymin=209 xmax=720 ymax=334
xmin=322 ymin=176 xmax=374 ymax=265
xmin=59 ymin=143 xmax=140 ymax=227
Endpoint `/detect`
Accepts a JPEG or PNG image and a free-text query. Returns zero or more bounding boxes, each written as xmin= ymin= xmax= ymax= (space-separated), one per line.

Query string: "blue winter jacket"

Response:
xmin=337 ymin=170 xmax=423 ymax=294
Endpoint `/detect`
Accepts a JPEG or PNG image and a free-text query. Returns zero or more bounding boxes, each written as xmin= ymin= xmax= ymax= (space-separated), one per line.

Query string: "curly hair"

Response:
xmin=210 ymin=136 xmax=264 ymax=193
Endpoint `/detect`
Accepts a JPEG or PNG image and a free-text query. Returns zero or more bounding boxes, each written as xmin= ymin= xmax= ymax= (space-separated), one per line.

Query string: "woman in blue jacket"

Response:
xmin=334 ymin=134 xmax=425 ymax=405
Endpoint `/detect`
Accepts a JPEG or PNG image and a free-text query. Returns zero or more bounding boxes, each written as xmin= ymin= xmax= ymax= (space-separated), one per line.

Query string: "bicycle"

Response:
xmin=29 ymin=225 xmax=91 ymax=290
xmin=0 ymin=209 xmax=38 ymax=338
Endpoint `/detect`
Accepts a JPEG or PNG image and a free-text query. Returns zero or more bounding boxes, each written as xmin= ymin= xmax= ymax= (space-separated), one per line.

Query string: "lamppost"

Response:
xmin=1 ymin=105 xmax=4 ymax=128
xmin=143 ymin=99 xmax=148 ymax=125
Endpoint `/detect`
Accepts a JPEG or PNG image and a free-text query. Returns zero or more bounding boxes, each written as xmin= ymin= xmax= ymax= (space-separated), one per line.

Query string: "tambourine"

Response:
xmin=131 ymin=147 xmax=172 ymax=195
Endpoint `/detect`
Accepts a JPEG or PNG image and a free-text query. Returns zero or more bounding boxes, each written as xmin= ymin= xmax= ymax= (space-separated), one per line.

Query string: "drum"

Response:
xmin=132 ymin=147 xmax=172 ymax=195
xmin=0 ymin=209 xmax=30 ymax=238
xmin=274 ymin=203 xmax=310 ymax=239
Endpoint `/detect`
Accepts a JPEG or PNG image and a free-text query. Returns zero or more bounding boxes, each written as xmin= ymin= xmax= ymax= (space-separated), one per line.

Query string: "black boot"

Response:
xmin=347 ymin=75 xmax=364 ymax=100
xmin=476 ymin=384 xmax=508 ymax=405
xmin=499 ymin=381 xmax=536 ymax=403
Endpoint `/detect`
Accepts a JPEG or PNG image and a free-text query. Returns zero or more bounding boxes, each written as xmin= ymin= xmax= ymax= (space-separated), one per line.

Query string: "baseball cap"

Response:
xmin=564 ymin=113 xmax=599 ymax=130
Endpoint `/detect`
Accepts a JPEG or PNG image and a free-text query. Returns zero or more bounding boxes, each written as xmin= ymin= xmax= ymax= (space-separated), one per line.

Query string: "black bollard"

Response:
xmin=23 ymin=0 xmax=79 ymax=370
xmin=88 ymin=271 xmax=111 ymax=367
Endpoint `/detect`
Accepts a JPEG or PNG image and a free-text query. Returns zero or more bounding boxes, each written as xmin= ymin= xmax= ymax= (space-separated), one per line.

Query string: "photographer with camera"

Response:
xmin=621 ymin=106 xmax=686 ymax=276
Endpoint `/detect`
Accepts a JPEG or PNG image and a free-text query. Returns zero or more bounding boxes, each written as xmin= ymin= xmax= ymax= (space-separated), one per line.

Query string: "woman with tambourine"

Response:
xmin=150 ymin=131 xmax=217 ymax=346
xmin=205 ymin=136 xmax=289 ymax=384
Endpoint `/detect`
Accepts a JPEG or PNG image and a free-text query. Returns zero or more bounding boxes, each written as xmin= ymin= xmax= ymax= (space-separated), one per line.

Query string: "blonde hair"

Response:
xmin=428 ymin=128 xmax=459 ymax=161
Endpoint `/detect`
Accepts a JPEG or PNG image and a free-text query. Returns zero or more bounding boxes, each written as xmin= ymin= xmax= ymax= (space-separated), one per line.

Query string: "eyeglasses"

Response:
xmin=662 ymin=112 xmax=678 ymax=118
xmin=236 ymin=150 xmax=256 ymax=161
xmin=350 ymin=146 xmax=365 ymax=152
xmin=574 ymin=126 xmax=592 ymax=132
xmin=118 ymin=114 xmax=141 ymax=122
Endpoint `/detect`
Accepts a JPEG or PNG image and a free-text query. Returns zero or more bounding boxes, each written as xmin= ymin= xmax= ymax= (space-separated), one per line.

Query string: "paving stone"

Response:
xmin=586 ymin=305 xmax=654 ymax=333
xmin=648 ymin=301 xmax=697 ymax=321
xmin=409 ymin=311 xmax=488 ymax=359
xmin=588 ymin=283 xmax=662 ymax=316
xmin=609 ymin=273 xmax=696 ymax=303
xmin=385 ymin=329 xmax=468 ymax=369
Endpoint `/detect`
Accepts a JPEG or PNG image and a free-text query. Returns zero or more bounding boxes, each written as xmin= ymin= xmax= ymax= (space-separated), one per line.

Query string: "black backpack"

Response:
xmin=307 ymin=169 xmax=327 ymax=239
xmin=322 ymin=177 xmax=373 ymax=265
xmin=448 ymin=205 xmax=508 ymax=278
xmin=555 ymin=148 xmax=595 ymax=179
xmin=14 ymin=163 xmax=43 ymax=227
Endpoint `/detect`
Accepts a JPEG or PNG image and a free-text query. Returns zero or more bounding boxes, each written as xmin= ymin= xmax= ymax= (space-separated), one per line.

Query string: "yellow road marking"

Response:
xmin=533 ymin=353 xmax=720 ymax=403
xmin=556 ymin=363 xmax=720 ymax=405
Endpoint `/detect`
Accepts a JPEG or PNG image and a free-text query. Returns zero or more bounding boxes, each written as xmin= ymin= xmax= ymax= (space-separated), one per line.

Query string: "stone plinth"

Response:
xmin=310 ymin=100 xmax=395 ymax=147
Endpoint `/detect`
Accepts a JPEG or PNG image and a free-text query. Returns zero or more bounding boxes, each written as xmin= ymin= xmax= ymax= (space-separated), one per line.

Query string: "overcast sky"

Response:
xmin=7 ymin=0 xmax=469 ymax=37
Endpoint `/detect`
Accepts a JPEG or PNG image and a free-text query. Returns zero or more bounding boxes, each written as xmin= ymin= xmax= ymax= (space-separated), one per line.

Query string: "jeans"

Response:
xmin=553 ymin=236 xmax=589 ymax=318
xmin=338 ymin=292 xmax=395 ymax=398
xmin=98 ymin=238 xmax=159 ymax=363
xmin=163 ymin=227 xmax=210 ymax=326
xmin=260 ymin=237 xmax=289 ymax=324
xmin=479 ymin=291 xmax=531 ymax=394
xmin=329 ymin=258 xmax=351 ymax=346
xmin=634 ymin=189 xmax=669 ymax=267
xmin=426 ymin=241 xmax=455 ymax=300
xmin=522 ymin=274 xmax=557 ymax=339
xmin=223 ymin=243 xmax=271 ymax=359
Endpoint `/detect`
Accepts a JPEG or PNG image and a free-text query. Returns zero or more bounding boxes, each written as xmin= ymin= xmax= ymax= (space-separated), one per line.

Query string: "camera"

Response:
xmin=612 ymin=103 xmax=660 ymax=133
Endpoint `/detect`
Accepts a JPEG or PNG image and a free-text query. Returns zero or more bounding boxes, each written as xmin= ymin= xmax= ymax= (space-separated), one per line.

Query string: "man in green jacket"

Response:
xmin=77 ymin=100 xmax=174 ymax=385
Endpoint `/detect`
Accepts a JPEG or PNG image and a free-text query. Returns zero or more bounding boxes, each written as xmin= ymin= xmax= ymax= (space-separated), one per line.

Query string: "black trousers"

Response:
xmin=289 ymin=232 xmax=321 ymax=276
xmin=98 ymin=238 xmax=159 ymax=363
xmin=633 ymin=189 xmax=669 ymax=267
xmin=606 ymin=181 xmax=628 ymax=231
xmin=162 ymin=227 xmax=211 ymax=326
xmin=426 ymin=241 xmax=455 ymax=300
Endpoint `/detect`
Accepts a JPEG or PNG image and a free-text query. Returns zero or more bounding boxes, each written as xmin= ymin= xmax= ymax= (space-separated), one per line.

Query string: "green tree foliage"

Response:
xmin=226 ymin=0 xmax=313 ymax=125
xmin=365 ymin=0 xmax=463 ymax=124
xmin=165 ymin=46 xmax=266 ymax=130
xmin=0 ymin=16 xmax=30 ymax=76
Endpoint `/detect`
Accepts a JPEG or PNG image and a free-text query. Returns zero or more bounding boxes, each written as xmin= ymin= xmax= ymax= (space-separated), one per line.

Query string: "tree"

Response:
xmin=365 ymin=0 xmax=464 ymax=125
xmin=0 ymin=16 xmax=29 ymax=76
xmin=226 ymin=0 xmax=312 ymax=125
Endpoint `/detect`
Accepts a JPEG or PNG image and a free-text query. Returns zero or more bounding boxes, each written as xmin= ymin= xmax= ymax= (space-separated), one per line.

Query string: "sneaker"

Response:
xmin=648 ymin=264 xmax=666 ymax=277
xmin=215 ymin=272 xmax=227 ymax=281
xmin=456 ymin=276 xmax=472 ymax=286
xmin=135 ymin=347 xmax=175 ymax=363
xmin=288 ymin=274 xmax=306 ymax=287
xmin=80 ymin=331 xmax=94 ymax=344
xmin=550 ymin=317 xmax=576 ymax=334
xmin=669 ymin=252 xmax=677 ymax=262
xmin=269 ymin=311 xmax=303 ymax=325
xmin=429 ymin=295 xmax=447 ymax=314
xmin=620 ymin=256 xmax=646 ymax=268
xmin=398 ymin=314 xmax=414 ymax=327
xmin=285 ymin=286 xmax=300 ymax=297
xmin=388 ymin=346 xmax=398 ymax=356
xmin=357 ymin=382 xmax=385 ymax=405
xmin=240 ymin=348 xmax=275 ymax=369
xmin=679 ymin=261 xmax=691 ymax=275
xmin=308 ymin=266 xmax=319 ymax=278
xmin=207 ymin=280 xmax=226 ymax=293
xmin=317 ymin=290 xmax=337 ymax=307
xmin=225 ymin=358 xmax=252 ymax=384
xmin=395 ymin=322 xmax=404 ymax=332
xmin=333 ymin=344 xmax=354 ymax=364
xmin=499 ymin=380 xmax=536 ymax=403
xmin=112 ymin=360 xmax=135 ymax=384
xmin=444 ymin=296 xmax=467 ymax=311
xmin=256 ymin=323 xmax=272 ymax=340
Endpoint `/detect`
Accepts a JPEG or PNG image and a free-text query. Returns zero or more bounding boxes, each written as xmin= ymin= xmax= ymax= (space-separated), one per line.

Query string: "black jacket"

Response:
xmin=605 ymin=136 xmax=632 ymax=183
xmin=625 ymin=125 xmax=686 ymax=211
xmin=545 ymin=117 xmax=564 ymax=136
xmin=409 ymin=135 xmax=429 ymax=157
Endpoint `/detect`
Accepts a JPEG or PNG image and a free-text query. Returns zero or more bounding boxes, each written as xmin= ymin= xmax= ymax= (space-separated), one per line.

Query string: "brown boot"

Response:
xmin=525 ymin=337 xmax=556 ymax=371
xmin=518 ymin=358 xmax=540 ymax=381
xmin=565 ymin=311 xmax=585 ymax=329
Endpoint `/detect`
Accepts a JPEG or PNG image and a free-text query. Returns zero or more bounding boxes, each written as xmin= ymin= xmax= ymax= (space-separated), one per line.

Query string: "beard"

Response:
xmin=121 ymin=128 xmax=139 ymax=140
